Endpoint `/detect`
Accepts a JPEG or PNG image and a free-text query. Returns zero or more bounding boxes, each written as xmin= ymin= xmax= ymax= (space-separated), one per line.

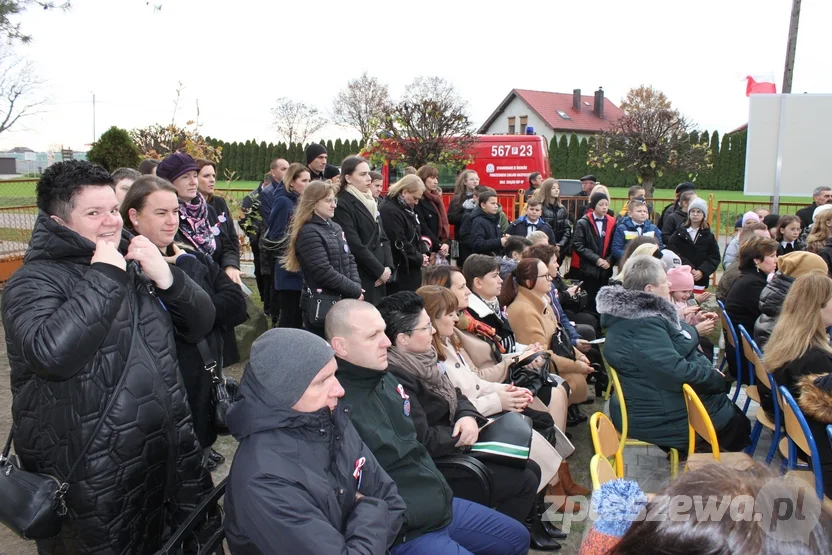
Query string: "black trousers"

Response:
xmin=486 ymin=459 xmax=540 ymax=522
xmin=715 ymin=404 xmax=752 ymax=453
xmin=262 ymin=275 xmax=273 ymax=316
xmin=252 ymin=240 xmax=264 ymax=299
xmin=277 ymin=290 xmax=303 ymax=329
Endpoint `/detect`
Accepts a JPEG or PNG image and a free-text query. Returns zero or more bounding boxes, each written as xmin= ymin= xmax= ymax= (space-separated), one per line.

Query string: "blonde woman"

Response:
xmin=282 ymin=181 xmax=362 ymax=337
xmin=764 ymin=273 xmax=832 ymax=498
xmin=379 ymin=174 xmax=430 ymax=294
xmin=531 ymin=178 xmax=571 ymax=255
xmin=806 ymin=208 xmax=832 ymax=253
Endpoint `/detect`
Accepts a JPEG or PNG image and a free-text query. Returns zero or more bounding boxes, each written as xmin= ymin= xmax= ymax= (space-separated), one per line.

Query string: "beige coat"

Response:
xmin=506 ymin=286 xmax=589 ymax=404
xmin=438 ymin=338 xmax=568 ymax=491
xmin=454 ymin=329 xmax=512 ymax=383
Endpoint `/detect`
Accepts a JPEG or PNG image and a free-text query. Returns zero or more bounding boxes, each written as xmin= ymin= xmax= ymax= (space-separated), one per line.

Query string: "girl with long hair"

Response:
xmin=447 ymin=169 xmax=479 ymax=237
xmin=415 ymin=165 xmax=451 ymax=262
xmin=379 ymin=174 xmax=430 ymax=293
xmin=807 ymin=208 xmax=832 ymax=253
xmin=265 ymin=162 xmax=310 ymax=327
xmin=282 ymin=181 xmax=362 ymax=336
xmin=531 ymin=178 xmax=572 ymax=257
xmin=775 ymin=214 xmax=805 ymax=256
xmin=764 ymin=273 xmax=832 ymax=498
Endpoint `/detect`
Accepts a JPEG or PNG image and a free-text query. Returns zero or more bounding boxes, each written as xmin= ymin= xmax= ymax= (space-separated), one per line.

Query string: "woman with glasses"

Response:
xmin=379 ymin=175 xmax=430 ymax=294
xmin=282 ymin=181 xmax=362 ymax=337
xmin=376 ymin=291 xmax=556 ymax=551
xmin=503 ymin=258 xmax=592 ymax=409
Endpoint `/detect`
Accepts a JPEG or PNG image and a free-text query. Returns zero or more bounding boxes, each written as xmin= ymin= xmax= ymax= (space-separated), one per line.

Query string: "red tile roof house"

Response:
xmin=478 ymin=87 xmax=625 ymax=142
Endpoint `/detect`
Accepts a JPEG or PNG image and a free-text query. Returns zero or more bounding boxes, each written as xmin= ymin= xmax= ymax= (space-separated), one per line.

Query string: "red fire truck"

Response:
xmin=373 ymin=134 xmax=551 ymax=193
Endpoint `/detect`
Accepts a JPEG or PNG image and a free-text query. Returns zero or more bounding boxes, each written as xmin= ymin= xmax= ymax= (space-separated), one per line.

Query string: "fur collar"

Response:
xmin=797 ymin=374 xmax=832 ymax=424
xmin=596 ymin=285 xmax=680 ymax=327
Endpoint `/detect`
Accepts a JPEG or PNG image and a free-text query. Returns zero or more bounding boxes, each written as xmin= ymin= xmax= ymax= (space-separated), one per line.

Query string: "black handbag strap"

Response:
xmin=2 ymin=287 xmax=142 ymax=499
xmin=195 ymin=339 xmax=221 ymax=384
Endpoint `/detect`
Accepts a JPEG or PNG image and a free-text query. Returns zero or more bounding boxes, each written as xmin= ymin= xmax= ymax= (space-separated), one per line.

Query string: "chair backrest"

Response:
xmin=828 ymin=424 xmax=832 ymax=453
xmin=682 ymin=383 xmax=721 ymax=461
xmin=590 ymin=453 xmax=618 ymax=490
xmin=608 ymin=367 xmax=628 ymax=439
xmin=778 ymin=386 xmax=824 ymax=499
xmin=716 ymin=300 xmax=737 ymax=349
xmin=737 ymin=326 xmax=758 ymax=386
xmin=590 ymin=411 xmax=620 ymax=459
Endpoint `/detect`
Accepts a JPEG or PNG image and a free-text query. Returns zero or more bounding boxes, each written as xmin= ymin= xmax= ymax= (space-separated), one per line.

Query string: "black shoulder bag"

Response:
xmin=195 ymin=339 xmax=239 ymax=436
xmin=507 ymin=351 xmax=557 ymax=397
xmin=0 ymin=294 xmax=141 ymax=540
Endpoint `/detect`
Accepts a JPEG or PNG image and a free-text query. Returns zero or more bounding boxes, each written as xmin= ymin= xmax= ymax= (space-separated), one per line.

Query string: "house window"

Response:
xmin=520 ymin=116 xmax=528 ymax=134
xmin=507 ymin=116 xmax=516 ymax=135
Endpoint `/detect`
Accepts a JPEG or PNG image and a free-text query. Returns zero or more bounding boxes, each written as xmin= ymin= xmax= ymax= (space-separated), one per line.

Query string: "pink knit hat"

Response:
xmin=741 ymin=211 xmax=761 ymax=226
xmin=666 ymin=265 xmax=694 ymax=292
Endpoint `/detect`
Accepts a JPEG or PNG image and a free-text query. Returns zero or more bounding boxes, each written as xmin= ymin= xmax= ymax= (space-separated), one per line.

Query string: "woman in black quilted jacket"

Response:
xmin=282 ymin=180 xmax=362 ymax=337
xmin=2 ymin=161 xmax=216 ymax=554
xmin=121 ymin=176 xmax=248 ymax=471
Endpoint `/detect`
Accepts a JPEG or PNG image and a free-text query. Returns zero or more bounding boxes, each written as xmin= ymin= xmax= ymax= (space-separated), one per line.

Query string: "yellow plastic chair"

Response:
xmin=590 ymin=454 xmax=618 ymax=490
xmin=681 ymin=384 xmax=755 ymax=471
xmin=608 ymin=367 xmax=679 ymax=478
xmin=589 ymin=412 xmax=624 ymax=477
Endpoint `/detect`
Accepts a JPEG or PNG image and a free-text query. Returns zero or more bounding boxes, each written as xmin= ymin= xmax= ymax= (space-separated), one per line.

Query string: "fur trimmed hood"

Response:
xmin=797 ymin=374 xmax=832 ymax=424
xmin=596 ymin=285 xmax=680 ymax=328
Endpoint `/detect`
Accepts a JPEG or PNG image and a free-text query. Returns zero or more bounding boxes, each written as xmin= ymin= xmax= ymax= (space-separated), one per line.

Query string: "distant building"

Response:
xmin=478 ymin=87 xmax=625 ymax=142
xmin=0 ymin=148 xmax=87 ymax=176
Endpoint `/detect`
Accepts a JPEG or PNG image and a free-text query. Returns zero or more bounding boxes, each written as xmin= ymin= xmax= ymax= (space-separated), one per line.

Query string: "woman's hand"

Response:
xmin=695 ymin=292 xmax=712 ymax=303
xmin=375 ymin=267 xmax=392 ymax=286
xmin=497 ymin=385 xmax=532 ymax=412
xmin=225 ymin=266 xmax=244 ymax=285
xmin=92 ymin=239 xmax=126 ymax=271
xmin=452 ymin=416 xmax=480 ymax=447
xmin=422 ymin=254 xmax=430 ymax=267
xmin=596 ymin=258 xmax=611 ymax=269
xmin=576 ymin=339 xmax=592 ymax=353
xmin=692 ymin=269 xmax=703 ymax=282
xmin=439 ymin=244 xmax=450 ymax=257
xmin=576 ymin=358 xmax=593 ymax=375
xmin=567 ymin=285 xmax=580 ymax=297
xmin=162 ymin=243 xmax=186 ymax=265
xmin=695 ymin=319 xmax=716 ymax=336
xmin=125 ymin=235 xmax=174 ymax=290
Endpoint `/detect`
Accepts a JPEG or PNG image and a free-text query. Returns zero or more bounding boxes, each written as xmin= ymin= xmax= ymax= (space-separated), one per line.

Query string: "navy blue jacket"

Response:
xmin=268 ymin=186 xmax=302 ymax=291
xmin=506 ymin=215 xmax=556 ymax=244
xmin=468 ymin=206 xmax=503 ymax=256
xmin=611 ymin=216 xmax=663 ymax=262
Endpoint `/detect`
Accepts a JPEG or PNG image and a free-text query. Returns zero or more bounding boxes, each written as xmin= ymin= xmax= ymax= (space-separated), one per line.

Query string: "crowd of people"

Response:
xmin=3 ymin=149 xmax=832 ymax=554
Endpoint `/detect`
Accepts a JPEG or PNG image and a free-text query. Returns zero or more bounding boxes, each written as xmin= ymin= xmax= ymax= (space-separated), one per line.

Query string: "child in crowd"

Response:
xmin=617 ymin=185 xmax=653 ymax=219
xmin=667 ymin=265 xmax=717 ymax=357
xmin=528 ymin=230 xmax=551 ymax=246
xmin=775 ymin=214 xmax=805 ymax=255
xmin=571 ymin=192 xmax=616 ymax=314
xmin=506 ymin=198 xmax=556 ymax=243
xmin=666 ymin=197 xmax=721 ymax=293
xmin=499 ymin=236 xmax=531 ymax=279
xmin=611 ymin=197 xmax=663 ymax=264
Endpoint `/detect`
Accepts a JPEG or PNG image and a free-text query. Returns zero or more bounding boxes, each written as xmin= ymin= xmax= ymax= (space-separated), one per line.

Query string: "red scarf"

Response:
xmin=423 ymin=188 xmax=450 ymax=243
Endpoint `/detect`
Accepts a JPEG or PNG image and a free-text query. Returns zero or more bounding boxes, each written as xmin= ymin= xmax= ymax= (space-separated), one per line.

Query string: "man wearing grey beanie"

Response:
xmin=223 ymin=328 xmax=406 ymax=554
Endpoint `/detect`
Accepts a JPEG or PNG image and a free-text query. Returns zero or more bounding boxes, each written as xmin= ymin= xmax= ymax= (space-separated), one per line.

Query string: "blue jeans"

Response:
xmin=390 ymin=498 xmax=529 ymax=555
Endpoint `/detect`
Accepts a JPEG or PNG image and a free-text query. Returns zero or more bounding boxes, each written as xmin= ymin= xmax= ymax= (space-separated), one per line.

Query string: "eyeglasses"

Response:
xmin=537 ymin=274 xmax=553 ymax=281
xmin=407 ymin=322 xmax=434 ymax=333
xmin=323 ymin=198 xmax=338 ymax=206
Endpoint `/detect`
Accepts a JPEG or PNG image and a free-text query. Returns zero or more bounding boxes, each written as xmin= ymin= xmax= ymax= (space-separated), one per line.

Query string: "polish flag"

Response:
xmin=746 ymin=74 xmax=777 ymax=96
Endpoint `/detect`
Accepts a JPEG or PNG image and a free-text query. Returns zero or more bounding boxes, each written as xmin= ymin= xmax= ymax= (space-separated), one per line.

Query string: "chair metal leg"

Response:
xmin=669 ymin=448 xmax=679 ymax=479
xmin=742 ymin=393 xmax=753 ymax=415
xmin=765 ymin=426 xmax=780 ymax=465
xmin=604 ymin=377 xmax=613 ymax=401
xmin=746 ymin=421 xmax=762 ymax=457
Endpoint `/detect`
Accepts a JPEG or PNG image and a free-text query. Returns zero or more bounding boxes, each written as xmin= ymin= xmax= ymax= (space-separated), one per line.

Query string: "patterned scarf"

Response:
xmin=422 ymin=188 xmax=450 ymax=242
xmin=387 ymin=346 xmax=458 ymax=423
xmin=456 ymin=309 xmax=506 ymax=358
xmin=178 ymin=192 xmax=217 ymax=255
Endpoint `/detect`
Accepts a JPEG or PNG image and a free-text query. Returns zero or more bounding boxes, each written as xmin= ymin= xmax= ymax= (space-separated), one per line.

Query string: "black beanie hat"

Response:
xmin=763 ymin=214 xmax=780 ymax=229
xmin=675 ymin=181 xmax=695 ymax=195
xmin=589 ymin=192 xmax=609 ymax=209
xmin=323 ymin=164 xmax=340 ymax=180
xmin=306 ymin=143 xmax=328 ymax=166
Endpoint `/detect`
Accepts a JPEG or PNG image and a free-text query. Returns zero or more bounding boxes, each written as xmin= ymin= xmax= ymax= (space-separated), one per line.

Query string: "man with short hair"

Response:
xmin=598 ymin=257 xmax=751 ymax=455
xmin=524 ymin=171 xmax=542 ymax=200
xmin=330 ymin=301 xmax=530 ymax=555
xmin=306 ymin=143 xmax=328 ymax=181
xmin=796 ymin=185 xmax=832 ymax=230
xmin=506 ymin=198 xmax=556 ymax=244
xmin=224 ymin=328 xmax=406 ymax=554
xmin=661 ymin=190 xmax=696 ymax=237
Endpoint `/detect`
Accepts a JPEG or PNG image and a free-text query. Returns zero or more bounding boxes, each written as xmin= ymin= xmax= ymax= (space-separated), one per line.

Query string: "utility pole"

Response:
xmin=782 ymin=0 xmax=801 ymax=94
xmin=92 ymin=92 xmax=96 ymax=144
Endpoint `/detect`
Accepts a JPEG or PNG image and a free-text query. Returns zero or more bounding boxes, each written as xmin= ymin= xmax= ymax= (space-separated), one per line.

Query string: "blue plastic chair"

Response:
xmin=738 ymin=325 xmax=782 ymax=463
xmin=778 ymin=386 xmax=824 ymax=500
xmin=716 ymin=300 xmax=752 ymax=409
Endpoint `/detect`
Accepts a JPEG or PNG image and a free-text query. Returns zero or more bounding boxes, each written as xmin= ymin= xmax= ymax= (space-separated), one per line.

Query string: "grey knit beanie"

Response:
xmin=248 ymin=328 xmax=335 ymax=409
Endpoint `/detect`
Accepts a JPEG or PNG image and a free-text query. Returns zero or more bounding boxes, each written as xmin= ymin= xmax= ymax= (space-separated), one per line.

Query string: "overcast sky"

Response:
xmin=1 ymin=0 xmax=830 ymax=152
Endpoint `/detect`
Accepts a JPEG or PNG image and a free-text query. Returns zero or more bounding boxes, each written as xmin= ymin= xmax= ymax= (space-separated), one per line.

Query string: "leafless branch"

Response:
xmin=0 ymin=46 xmax=46 ymax=135
xmin=271 ymin=97 xmax=327 ymax=145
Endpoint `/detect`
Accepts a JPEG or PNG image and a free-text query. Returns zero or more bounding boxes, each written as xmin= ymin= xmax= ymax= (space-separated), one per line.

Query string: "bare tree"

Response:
xmin=588 ymin=85 xmax=710 ymax=192
xmin=330 ymin=72 xmax=389 ymax=144
xmin=367 ymin=77 xmax=475 ymax=170
xmin=0 ymin=47 xmax=46 ymax=135
xmin=271 ymin=97 xmax=327 ymax=145
xmin=0 ymin=0 xmax=71 ymax=43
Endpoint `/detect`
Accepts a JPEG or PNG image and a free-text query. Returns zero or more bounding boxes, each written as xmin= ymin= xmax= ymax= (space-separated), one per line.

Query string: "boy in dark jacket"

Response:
xmin=571 ymin=192 xmax=617 ymax=314
xmin=507 ymin=198 xmax=556 ymax=244
xmin=328 ymin=301 xmax=531 ymax=555
xmin=468 ymin=188 xmax=509 ymax=256
xmin=224 ymin=328 xmax=406 ymax=554
xmin=612 ymin=198 xmax=663 ymax=263
xmin=661 ymin=189 xmax=696 ymax=237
